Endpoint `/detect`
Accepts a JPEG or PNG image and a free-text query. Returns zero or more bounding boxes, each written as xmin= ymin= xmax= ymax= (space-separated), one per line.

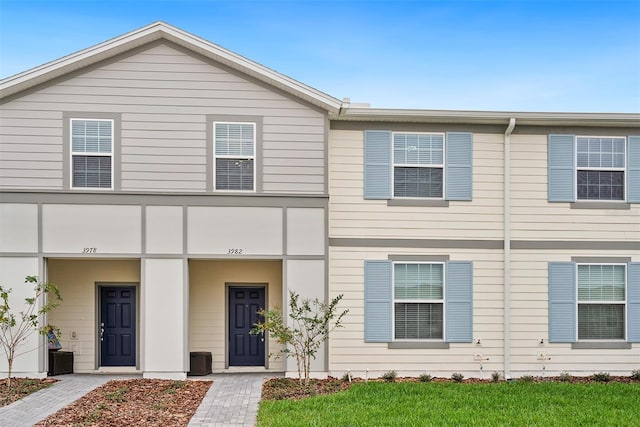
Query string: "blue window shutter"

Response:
xmin=548 ymin=134 xmax=575 ymax=202
xmin=445 ymin=261 xmax=473 ymax=342
xmin=628 ymin=263 xmax=640 ymax=342
xmin=548 ymin=262 xmax=576 ymax=343
xmin=364 ymin=130 xmax=392 ymax=199
xmin=628 ymin=136 xmax=640 ymax=203
xmin=445 ymin=132 xmax=473 ymax=201
xmin=364 ymin=260 xmax=392 ymax=342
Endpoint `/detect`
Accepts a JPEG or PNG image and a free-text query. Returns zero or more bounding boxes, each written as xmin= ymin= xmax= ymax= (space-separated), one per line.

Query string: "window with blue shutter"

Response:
xmin=364 ymin=131 xmax=472 ymax=201
xmin=548 ymin=262 xmax=577 ymax=342
xmin=628 ymin=263 xmax=640 ymax=342
xmin=548 ymin=134 xmax=639 ymax=203
xmin=549 ymin=261 xmax=639 ymax=343
xmin=629 ymin=136 xmax=640 ymax=203
xmin=548 ymin=135 xmax=575 ymax=202
xmin=364 ymin=260 xmax=392 ymax=342
xmin=445 ymin=261 xmax=473 ymax=342
xmin=364 ymin=259 xmax=473 ymax=343
xmin=364 ymin=131 xmax=392 ymax=199
xmin=445 ymin=132 xmax=473 ymax=201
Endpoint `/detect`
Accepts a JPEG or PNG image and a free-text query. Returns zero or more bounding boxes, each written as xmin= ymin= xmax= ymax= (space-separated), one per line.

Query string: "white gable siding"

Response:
xmin=0 ymin=43 xmax=326 ymax=194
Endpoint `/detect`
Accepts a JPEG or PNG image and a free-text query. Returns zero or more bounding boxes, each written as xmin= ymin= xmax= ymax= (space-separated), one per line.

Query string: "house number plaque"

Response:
xmin=82 ymin=247 xmax=97 ymax=254
xmin=227 ymin=248 xmax=243 ymax=255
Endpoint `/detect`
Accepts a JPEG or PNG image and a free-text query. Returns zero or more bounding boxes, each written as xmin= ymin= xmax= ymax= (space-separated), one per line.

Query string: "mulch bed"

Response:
xmin=0 ymin=378 xmax=57 ymax=407
xmin=34 ymin=379 xmax=212 ymax=427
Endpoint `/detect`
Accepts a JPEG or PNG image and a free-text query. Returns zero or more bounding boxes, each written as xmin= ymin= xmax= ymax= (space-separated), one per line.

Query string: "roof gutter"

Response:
xmin=503 ymin=117 xmax=516 ymax=380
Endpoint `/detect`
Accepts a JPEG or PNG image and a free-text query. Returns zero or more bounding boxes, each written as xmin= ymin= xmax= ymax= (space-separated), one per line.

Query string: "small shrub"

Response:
xmin=418 ymin=373 xmax=432 ymax=383
xmin=491 ymin=371 xmax=501 ymax=383
xmin=631 ymin=369 xmax=640 ymax=381
xmin=341 ymin=372 xmax=352 ymax=382
xmin=559 ymin=371 xmax=572 ymax=382
xmin=518 ymin=375 xmax=535 ymax=383
xmin=592 ymin=372 xmax=611 ymax=383
xmin=451 ymin=372 xmax=464 ymax=383
xmin=382 ymin=370 xmax=397 ymax=382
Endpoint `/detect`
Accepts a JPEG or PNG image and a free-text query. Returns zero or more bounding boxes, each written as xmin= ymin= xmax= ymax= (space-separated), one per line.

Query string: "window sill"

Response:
xmin=388 ymin=342 xmax=449 ymax=349
xmin=388 ymin=199 xmax=449 ymax=207
xmin=571 ymin=342 xmax=631 ymax=349
xmin=570 ymin=202 xmax=630 ymax=210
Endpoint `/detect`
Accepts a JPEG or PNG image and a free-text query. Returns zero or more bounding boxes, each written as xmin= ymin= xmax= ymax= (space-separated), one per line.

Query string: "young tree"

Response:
xmin=252 ymin=291 xmax=348 ymax=384
xmin=0 ymin=276 xmax=62 ymax=386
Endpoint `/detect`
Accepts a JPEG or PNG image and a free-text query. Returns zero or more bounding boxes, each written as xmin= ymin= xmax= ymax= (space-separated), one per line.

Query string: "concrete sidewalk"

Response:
xmin=0 ymin=372 xmax=277 ymax=427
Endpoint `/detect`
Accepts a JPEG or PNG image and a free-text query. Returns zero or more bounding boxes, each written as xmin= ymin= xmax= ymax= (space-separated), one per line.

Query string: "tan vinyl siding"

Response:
xmin=46 ymin=259 xmax=141 ymax=373
xmin=329 ymin=130 xmax=504 ymax=240
xmin=510 ymin=250 xmax=639 ymax=376
xmin=511 ymin=134 xmax=640 ymax=241
xmin=0 ymin=43 xmax=326 ymax=193
xmin=188 ymin=260 xmax=284 ymax=371
xmin=328 ymin=247 xmax=504 ymax=378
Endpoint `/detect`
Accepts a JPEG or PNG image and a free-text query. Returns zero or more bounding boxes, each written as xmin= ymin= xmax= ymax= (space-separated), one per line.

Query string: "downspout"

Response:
xmin=504 ymin=118 xmax=516 ymax=380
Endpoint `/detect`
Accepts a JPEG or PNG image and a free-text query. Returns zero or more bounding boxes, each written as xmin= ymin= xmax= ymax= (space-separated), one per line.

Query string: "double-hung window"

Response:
xmin=364 ymin=259 xmax=472 ymax=344
xmin=576 ymin=137 xmax=625 ymax=201
xmin=393 ymin=133 xmax=444 ymax=198
xmin=394 ymin=263 xmax=444 ymax=340
xmin=577 ymin=264 xmax=625 ymax=340
xmin=71 ymin=119 xmax=113 ymax=189
xmin=214 ymin=122 xmax=255 ymax=191
xmin=549 ymin=261 xmax=640 ymax=344
xmin=548 ymin=134 xmax=640 ymax=203
xmin=364 ymin=130 xmax=472 ymax=201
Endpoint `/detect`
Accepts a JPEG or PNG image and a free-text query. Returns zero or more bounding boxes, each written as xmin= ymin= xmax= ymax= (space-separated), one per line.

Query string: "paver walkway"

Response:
xmin=189 ymin=373 xmax=278 ymax=427
xmin=0 ymin=372 xmax=276 ymax=427
xmin=0 ymin=374 xmax=125 ymax=426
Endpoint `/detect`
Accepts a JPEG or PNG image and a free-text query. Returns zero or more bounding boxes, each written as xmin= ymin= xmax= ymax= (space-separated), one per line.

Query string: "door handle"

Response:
xmin=100 ymin=322 xmax=104 ymax=342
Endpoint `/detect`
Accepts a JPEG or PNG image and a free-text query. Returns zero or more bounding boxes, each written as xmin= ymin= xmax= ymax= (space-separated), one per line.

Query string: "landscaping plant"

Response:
xmin=252 ymin=291 xmax=348 ymax=384
xmin=0 ymin=276 xmax=62 ymax=386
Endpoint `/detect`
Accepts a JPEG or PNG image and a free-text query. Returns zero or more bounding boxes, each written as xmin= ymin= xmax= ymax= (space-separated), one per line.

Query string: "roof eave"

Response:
xmin=337 ymin=108 xmax=640 ymax=127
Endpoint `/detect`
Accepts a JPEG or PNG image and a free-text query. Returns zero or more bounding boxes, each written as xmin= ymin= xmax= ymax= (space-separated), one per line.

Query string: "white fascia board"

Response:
xmin=337 ymin=107 xmax=640 ymax=127
xmin=0 ymin=22 xmax=341 ymax=112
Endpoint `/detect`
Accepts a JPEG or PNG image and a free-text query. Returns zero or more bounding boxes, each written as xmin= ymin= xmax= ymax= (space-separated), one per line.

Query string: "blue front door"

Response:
xmin=100 ymin=286 xmax=136 ymax=366
xmin=229 ymin=287 xmax=265 ymax=366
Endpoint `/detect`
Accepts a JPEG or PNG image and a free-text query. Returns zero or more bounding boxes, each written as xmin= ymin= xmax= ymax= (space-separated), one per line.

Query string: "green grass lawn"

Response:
xmin=258 ymin=381 xmax=640 ymax=426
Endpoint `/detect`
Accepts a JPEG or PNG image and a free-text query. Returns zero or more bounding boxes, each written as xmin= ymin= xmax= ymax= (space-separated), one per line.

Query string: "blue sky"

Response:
xmin=1 ymin=0 xmax=639 ymax=112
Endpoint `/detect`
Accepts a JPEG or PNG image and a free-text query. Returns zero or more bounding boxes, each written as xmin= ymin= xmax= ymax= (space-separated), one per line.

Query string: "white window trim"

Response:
xmin=574 ymin=135 xmax=627 ymax=202
xmin=213 ymin=121 xmax=256 ymax=193
xmin=392 ymin=261 xmax=446 ymax=341
xmin=392 ymin=131 xmax=445 ymax=200
xmin=575 ymin=262 xmax=627 ymax=342
xmin=70 ymin=118 xmax=114 ymax=190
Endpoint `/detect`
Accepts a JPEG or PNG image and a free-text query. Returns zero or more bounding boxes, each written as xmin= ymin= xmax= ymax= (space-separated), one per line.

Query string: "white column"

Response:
xmin=142 ymin=258 xmax=187 ymax=380
xmin=0 ymin=257 xmax=45 ymax=378
xmin=285 ymin=259 xmax=326 ymax=378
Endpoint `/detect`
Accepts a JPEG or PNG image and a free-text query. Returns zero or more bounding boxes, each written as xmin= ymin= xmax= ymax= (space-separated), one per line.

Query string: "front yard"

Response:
xmin=258 ymin=380 xmax=640 ymax=426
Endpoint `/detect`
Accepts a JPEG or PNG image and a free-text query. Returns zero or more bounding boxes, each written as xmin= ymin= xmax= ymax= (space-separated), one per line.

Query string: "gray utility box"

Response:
xmin=188 ymin=351 xmax=212 ymax=376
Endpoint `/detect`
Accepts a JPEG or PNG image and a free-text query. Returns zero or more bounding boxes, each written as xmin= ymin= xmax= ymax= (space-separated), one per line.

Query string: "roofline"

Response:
xmin=336 ymin=107 xmax=640 ymax=127
xmin=0 ymin=21 xmax=342 ymax=112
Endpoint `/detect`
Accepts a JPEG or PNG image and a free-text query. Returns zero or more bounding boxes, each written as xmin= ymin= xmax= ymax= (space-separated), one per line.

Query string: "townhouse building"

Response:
xmin=1 ymin=22 xmax=638 ymax=380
